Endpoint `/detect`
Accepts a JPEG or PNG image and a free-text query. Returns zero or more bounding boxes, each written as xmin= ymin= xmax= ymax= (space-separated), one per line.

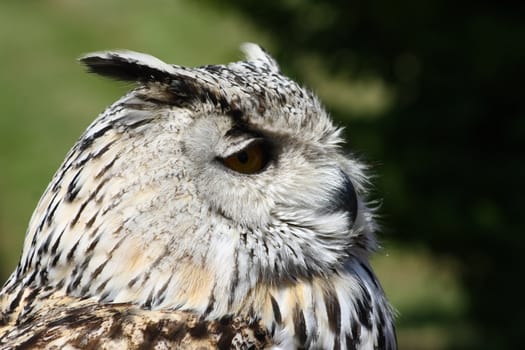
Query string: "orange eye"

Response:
xmin=222 ymin=141 xmax=269 ymax=174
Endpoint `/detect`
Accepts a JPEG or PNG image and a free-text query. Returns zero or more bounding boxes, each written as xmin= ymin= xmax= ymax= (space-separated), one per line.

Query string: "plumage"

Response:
xmin=0 ymin=44 xmax=396 ymax=349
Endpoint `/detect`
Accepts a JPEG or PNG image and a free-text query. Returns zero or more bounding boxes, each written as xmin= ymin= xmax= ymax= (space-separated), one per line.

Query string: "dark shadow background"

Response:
xmin=202 ymin=0 xmax=525 ymax=348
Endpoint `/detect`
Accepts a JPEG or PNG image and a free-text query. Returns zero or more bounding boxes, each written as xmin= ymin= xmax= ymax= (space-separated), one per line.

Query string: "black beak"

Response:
xmin=328 ymin=171 xmax=359 ymax=227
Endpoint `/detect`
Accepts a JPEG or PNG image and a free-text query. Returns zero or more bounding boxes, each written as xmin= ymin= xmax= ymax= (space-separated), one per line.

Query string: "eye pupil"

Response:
xmin=237 ymin=151 xmax=249 ymax=164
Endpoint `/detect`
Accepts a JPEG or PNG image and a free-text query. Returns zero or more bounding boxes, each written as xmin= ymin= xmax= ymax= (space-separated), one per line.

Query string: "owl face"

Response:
xmin=180 ymin=105 xmax=366 ymax=278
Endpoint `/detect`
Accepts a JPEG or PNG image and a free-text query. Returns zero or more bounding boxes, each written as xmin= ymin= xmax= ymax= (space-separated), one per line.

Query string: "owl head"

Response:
xmin=8 ymin=44 xmax=378 ymax=316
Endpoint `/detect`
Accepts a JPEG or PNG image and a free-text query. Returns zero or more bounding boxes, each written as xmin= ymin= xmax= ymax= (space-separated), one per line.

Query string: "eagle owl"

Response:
xmin=0 ymin=44 xmax=396 ymax=349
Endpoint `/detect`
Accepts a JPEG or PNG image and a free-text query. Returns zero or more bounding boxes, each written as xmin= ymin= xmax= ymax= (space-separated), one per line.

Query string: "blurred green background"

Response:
xmin=0 ymin=0 xmax=523 ymax=349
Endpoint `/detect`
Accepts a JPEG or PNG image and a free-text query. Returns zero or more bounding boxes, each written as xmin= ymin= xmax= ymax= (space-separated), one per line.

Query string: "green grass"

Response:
xmin=0 ymin=1 xmax=472 ymax=348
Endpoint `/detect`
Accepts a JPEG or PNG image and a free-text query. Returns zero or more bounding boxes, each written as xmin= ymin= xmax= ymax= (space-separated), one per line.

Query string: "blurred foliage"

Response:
xmin=0 ymin=0 xmax=523 ymax=349
xmin=200 ymin=0 xmax=525 ymax=348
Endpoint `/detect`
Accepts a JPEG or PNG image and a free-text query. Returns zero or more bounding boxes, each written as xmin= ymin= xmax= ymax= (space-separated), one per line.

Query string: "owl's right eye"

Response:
xmin=220 ymin=141 xmax=270 ymax=174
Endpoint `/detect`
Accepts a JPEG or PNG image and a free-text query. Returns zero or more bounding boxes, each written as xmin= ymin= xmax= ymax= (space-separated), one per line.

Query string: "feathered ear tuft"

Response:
xmin=79 ymin=50 xmax=177 ymax=82
xmin=240 ymin=43 xmax=280 ymax=73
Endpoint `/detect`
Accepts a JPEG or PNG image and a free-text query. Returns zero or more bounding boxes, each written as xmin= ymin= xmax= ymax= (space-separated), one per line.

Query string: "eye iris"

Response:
xmin=221 ymin=141 xmax=269 ymax=174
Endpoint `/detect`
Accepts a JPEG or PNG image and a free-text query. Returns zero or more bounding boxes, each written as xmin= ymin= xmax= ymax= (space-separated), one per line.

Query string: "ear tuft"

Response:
xmin=240 ymin=43 xmax=280 ymax=73
xmin=79 ymin=50 xmax=177 ymax=82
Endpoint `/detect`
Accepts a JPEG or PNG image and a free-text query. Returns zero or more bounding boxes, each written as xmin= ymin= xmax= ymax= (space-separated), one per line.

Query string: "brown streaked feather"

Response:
xmin=0 ymin=289 xmax=271 ymax=350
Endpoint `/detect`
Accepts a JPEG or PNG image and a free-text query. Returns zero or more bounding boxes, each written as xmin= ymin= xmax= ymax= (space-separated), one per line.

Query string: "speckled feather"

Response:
xmin=0 ymin=44 xmax=396 ymax=349
xmin=0 ymin=287 xmax=270 ymax=349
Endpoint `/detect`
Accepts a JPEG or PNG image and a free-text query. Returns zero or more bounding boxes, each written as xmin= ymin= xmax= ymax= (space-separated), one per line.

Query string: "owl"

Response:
xmin=0 ymin=44 xmax=396 ymax=349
